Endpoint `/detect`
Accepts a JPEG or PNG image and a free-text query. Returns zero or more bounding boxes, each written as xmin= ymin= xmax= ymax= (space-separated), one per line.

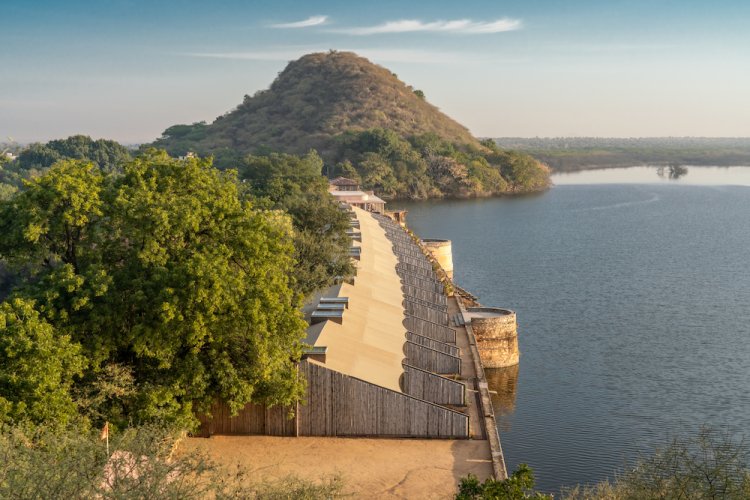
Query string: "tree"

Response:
xmin=456 ymin=464 xmax=552 ymax=500
xmin=241 ymin=151 xmax=354 ymax=298
xmin=0 ymin=298 xmax=85 ymax=426
xmin=15 ymin=135 xmax=131 ymax=173
xmin=0 ymin=152 xmax=307 ymax=427
xmin=0 ymin=159 xmax=104 ymax=274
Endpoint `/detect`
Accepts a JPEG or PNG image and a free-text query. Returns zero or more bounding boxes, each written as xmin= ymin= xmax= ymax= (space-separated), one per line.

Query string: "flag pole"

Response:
xmin=101 ymin=421 xmax=110 ymax=456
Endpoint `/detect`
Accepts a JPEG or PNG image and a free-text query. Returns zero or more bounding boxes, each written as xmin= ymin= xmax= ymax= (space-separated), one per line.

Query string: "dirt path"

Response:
xmin=183 ymin=435 xmax=493 ymax=499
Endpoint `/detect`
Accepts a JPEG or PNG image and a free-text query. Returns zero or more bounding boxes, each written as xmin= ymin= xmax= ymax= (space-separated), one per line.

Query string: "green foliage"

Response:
xmin=562 ymin=428 xmax=750 ymax=500
xmin=0 ymin=159 xmax=104 ymax=272
xmin=241 ymin=151 xmax=354 ymax=297
xmin=153 ymin=122 xmax=209 ymax=157
xmin=332 ymin=128 xmax=548 ymax=199
xmin=456 ymin=464 xmax=552 ymax=500
xmin=0 ymin=152 xmax=307 ymax=428
xmin=0 ymin=135 xmax=131 ymax=204
xmin=15 ymin=135 xmax=131 ymax=173
xmin=0 ymin=298 xmax=85 ymax=426
xmin=0 ymin=424 xmax=345 ymax=499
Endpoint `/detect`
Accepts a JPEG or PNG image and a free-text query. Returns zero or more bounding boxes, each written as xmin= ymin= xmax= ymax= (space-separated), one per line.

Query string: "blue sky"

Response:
xmin=2 ymin=0 xmax=749 ymax=143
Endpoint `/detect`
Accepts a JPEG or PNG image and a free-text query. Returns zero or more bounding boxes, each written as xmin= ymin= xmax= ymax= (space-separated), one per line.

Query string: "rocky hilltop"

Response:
xmin=152 ymin=51 xmax=549 ymax=199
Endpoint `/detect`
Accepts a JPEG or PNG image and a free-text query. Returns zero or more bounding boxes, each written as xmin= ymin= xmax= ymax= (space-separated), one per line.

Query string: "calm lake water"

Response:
xmin=395 ymin=166 xmax=750 ymax=493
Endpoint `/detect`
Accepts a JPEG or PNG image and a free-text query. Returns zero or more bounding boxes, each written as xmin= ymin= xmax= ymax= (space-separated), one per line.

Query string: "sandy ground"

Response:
xmin=183 ymin=435 xmax=493 ymax=499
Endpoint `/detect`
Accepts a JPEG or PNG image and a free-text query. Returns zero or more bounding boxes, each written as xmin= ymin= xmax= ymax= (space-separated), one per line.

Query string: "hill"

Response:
xmin=154 ymin=51 xmax=478 ymax=157
xmin=152 ymin=51 xmax=549 ymax=199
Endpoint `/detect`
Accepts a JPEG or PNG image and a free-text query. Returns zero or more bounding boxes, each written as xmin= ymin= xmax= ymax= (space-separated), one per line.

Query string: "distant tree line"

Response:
xmin=326 ymin=129 xmax=549 ymax=199
xmin=492 ymin=137 xmax=750 ymax=171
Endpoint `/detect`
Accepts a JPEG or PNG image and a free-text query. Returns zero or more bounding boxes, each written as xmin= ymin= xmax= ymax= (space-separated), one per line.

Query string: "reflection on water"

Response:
xmin=486 ymin=365 xmax=519 ymax=433
xmin=553 ymin=165 xmax=750 ymax=186
xmin=656 ymin=164 xmax=688 ymax=179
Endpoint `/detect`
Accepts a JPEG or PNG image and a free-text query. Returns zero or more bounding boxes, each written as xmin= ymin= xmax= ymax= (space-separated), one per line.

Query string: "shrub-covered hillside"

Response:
xmin=152 ymin=51 xmax=550 ymax=199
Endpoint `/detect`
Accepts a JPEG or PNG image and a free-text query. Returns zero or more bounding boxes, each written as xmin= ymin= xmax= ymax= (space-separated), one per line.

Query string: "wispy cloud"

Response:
xmin=182 ymin=47 xmax=519 ymax=65
xmin=270 ymin=15 xmax=328 ymax=29
xmin=333 ymin=18 xmax=522 ymax=35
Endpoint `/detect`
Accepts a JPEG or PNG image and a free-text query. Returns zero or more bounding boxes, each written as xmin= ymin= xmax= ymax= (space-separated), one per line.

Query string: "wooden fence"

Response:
xmin=405 ymin=341 xmax=461 ymax=374
xmin=405 ymin=316 xmax=457 ymax=343
xmin=405 ymin=296 xmax=448 ymax=311
xmin=401 ymin=273 xmax=446 ymax=294
xmin=199 ymin=361 xmax=468 ymax=439
xmin=299 ymin=361 xmax=467 ymax=437
xmin=402 ymin=285 xmax=448 ymax=305
xmin=402 ymin=364 xmax=466 ymax=406
xmin=397 ymin=263 xmax=439 ymax=279
xmin=197 ymin=401 xmax=295 ymax=437
xmin=407 ymin=332 xmax=460 ymax=357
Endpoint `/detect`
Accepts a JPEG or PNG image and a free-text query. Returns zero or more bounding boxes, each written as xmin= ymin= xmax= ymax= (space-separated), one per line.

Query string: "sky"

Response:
xmin=2 ymin=0 xmax=750 ymax=144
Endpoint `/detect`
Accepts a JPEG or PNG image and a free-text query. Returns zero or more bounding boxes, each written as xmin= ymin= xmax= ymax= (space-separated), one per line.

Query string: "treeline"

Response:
xmin=0 ymin=142 xmax=352 ymax=431
xmin=0 ymin=135 xmax=132 ymax=201
xmin=155 ymin=127 xmax=551 ymax=199
xmin=493 ymin=137 xmax=750 ymax=171
xmin=329 ymin=129 xmax=549 ymax=199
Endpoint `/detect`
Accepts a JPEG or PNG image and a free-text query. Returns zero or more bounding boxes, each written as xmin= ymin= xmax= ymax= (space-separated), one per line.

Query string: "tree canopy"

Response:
xmin=0 ymin=298 xmax=84 ymax=426
xmin=240 ymin=151 xmax=354 ymax=297
xmin=330 ymin=129 xmax=549 ymax=199
xmin=0 ymin=152 xmax=307 ymax=428
xmin=14 ymin=135 xmax=131 ymax=173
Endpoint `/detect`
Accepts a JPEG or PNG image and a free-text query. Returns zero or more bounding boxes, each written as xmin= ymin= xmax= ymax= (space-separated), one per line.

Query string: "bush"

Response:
xmin=456 ymin=464 xmax=552 ymax=500
xmin=0 ymin=424 xmax=344 ymax=499
xmin=562 ymin=428 xmax=750 ymax=500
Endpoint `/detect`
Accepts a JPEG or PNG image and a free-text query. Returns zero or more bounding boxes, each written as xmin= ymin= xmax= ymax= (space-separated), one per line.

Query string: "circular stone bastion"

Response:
xmin=421 ymin=239 xmax=453 ymax=278
xmin=467 ymin=307 xmax=519 ymax=368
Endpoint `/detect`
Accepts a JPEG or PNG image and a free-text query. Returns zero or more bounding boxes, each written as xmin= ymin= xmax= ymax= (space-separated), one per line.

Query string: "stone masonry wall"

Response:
xmin=469 ymin=308 xmax=519 ymax=368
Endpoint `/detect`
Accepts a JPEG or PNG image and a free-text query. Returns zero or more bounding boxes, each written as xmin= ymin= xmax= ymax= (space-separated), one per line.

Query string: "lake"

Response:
xmin=394 ymin=166 xmax=750 ymax=493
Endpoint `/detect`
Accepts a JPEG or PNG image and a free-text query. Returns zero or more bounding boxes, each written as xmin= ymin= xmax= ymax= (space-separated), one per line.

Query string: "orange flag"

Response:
xmin=100 ymin=421 xmax=109 ymax=441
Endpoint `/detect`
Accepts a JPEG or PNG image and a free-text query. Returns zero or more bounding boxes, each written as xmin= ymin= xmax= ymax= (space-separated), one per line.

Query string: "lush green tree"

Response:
xmin=0 ymin=152 xmax=307 ymax=427
xmin=0 ymin=159 xmax=104 ymax=273
xmin=0 ymin=298 xmax=85 ymax=426
xmin=13 ymin=143 xmax=62 ymax=171
xmin=15 ymin=135 xmax=131 ymax=173
xmin=457 ymin=464 xmax=552 ymax=500
xmin=0 ymin=183 xmax=16 ymax=202
xmin=335 ymin=128 xmax=548 ymax=199
xmin=241 ymin=151 xmax=354 ymax=297
xmin=150 ymin=122 xmax=210 ymax=158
